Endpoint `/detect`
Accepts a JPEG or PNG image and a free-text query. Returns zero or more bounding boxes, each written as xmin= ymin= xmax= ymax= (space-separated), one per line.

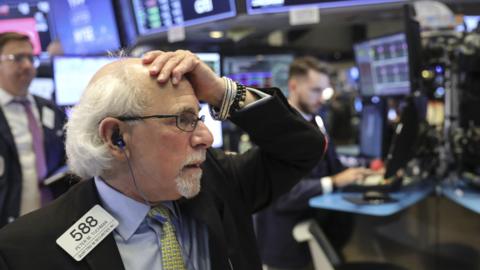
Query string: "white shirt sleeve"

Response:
xmin=320 ymin=176 xmax=334 ymax=194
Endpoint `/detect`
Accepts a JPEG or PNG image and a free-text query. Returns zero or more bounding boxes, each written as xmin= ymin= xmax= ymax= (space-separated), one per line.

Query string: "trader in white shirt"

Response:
xmin=0 ymin=31 xmax=67 ymax=227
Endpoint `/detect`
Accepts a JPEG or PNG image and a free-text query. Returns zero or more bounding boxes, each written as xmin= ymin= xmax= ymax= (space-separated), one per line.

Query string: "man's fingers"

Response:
xmin=159 ymin=53 xmax=186 ymax=83
xmin=142 ymin=50 xmax=164 ymax=65
xmin=171 ymin=56 xmax=200 ymax=85
xmin=148 ymin=51 xmax=175 ymax=79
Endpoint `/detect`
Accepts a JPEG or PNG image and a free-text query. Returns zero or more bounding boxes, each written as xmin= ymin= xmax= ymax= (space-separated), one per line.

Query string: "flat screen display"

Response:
xmin=0 ymin=2 xmax=52 ymax=55
xmin=132 ymin=0 xmax=236 ymax=35
xmin=360 ymin=104 xmax=383 ymax=158
xmin=29 ymin=77 xmax=55 ymax=100
xmin=54 ymin=57 xmax=117 ymax=106
xmin=50 ymin=0 xmax=121 ymax=55
xmin=456 ymin=16 xmax=480 ymax=32
xmin=223 ymin=54 xmax=293 ymax=96
xmin=196 ymin=52 xmax=221 ymax=75
xmin=199 ymin=103 xmax=223 ymax=148
xmin=246 ymin=0 xmax=404 ymax=14
xmin=354 ymin=33 xmax=411 ymax=96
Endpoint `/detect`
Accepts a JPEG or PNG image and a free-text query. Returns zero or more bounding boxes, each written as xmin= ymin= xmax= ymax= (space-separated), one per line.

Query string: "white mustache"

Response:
xmin=183 ymin=151 xmax=206 ymax=167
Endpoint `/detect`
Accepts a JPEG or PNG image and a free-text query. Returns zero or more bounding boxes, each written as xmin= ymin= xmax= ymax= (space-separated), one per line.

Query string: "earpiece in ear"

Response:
xmin=112 ymin=129 xmax=125 ymax=149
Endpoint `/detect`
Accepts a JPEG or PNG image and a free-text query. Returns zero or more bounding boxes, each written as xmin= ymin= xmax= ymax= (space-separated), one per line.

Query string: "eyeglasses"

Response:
xmin=0 ymin=53 xmax=40 ymax=68
xmin=117 ymin=111 xmax=205 ymax=132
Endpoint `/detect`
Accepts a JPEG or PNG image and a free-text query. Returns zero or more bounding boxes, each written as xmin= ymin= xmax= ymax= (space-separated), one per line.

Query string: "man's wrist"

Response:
xmin=208 ymin=78 xmax=226 ymax=108
xmin=210 ymin=77 xmax=251 ymax=120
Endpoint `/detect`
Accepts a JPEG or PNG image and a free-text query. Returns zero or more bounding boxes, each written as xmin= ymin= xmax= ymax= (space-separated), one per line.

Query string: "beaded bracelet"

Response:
xmin=231 ymin=82 xmax=247 ymax=111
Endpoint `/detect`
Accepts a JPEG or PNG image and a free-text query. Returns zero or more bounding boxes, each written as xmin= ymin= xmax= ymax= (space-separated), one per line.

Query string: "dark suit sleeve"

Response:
xmin=273 ymin=136 xmax=346 ymax=213
xmin=273 ymin=178 xmax=324 ymax=212
xmin=0 ymin=251 xmax=9 ymax=269
xmin=212 ymin=88 xmax=326 ymax=214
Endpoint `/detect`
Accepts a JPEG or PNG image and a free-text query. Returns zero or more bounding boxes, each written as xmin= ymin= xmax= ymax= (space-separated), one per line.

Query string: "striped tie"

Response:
xmin=149 ymin=205 xmax=186 ymax=270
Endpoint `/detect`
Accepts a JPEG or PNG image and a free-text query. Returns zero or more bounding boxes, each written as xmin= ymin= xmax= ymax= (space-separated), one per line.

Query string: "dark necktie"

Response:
xmin=12 ymin=98 xmax=51 ymax=204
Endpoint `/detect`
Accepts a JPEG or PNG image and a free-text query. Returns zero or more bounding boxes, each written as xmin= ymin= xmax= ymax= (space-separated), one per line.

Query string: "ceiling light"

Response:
xmin=209 ymin=31 xmax=223 ymax=39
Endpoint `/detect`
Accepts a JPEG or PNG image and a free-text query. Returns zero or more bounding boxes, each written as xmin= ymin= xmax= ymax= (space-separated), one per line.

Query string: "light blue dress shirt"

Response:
xmin=94 ymin=177 xmax=210 ymax=270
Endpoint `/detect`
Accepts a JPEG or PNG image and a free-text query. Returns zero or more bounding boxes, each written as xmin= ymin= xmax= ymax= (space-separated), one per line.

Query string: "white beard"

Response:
xmin=175 ymin=151 xmax=205 ymax=198
xmin=175 ymin=169 xmax=202 ymax=198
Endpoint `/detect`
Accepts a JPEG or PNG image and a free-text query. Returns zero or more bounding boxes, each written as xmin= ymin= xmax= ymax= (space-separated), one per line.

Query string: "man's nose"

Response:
xmin=191 ymin=121 xmax=213 ymax=149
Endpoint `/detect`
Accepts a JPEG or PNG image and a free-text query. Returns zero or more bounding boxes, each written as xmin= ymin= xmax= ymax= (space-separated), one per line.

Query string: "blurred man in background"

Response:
xmin=0 ymin=32 xmax=67 ymax=227
xmin=256 ymin=56 xmax=371 ymax=270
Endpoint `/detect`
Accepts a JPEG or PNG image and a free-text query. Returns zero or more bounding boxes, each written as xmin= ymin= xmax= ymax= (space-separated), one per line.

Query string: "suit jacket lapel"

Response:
xmin=180 ymin=190 xmax=230 ymax=269
xmin=64 ymin=180 xmax=125 ymax=270
xmin=0 ymin=107 xmax=18 ymax=160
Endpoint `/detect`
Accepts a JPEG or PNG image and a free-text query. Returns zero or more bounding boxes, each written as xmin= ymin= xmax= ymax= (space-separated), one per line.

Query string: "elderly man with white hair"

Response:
xmin=0 ymin=50 xmax=325 ymax=270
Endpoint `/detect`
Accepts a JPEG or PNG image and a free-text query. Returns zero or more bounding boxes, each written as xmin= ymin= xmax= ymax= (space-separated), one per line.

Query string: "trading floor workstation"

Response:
xmin=0 ymin=0 xmax=479 ymax=270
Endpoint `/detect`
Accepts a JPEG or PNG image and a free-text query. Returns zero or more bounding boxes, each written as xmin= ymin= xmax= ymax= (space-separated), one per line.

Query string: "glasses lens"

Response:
xmin=10 ymin=54 xmax=39 ymax=67
xmin=177 ymin=112 xmax=198 ymax=131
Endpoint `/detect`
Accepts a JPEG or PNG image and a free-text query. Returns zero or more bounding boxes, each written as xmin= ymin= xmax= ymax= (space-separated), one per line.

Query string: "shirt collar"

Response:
xmin=0 ymin=87 xmax=35 ymax=107
xmin=94 ymin=177 xmax=150 ymax=241
xmin=299 ymin=110 xmax=313 ymax=121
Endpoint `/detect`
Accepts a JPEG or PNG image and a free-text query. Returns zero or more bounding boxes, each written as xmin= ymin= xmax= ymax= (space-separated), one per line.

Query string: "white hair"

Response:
xmin=65 ymin=66 xmax=148 ymax=179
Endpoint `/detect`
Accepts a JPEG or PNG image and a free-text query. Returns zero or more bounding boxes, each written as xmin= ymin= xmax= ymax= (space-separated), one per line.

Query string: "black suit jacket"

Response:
xmin=0 ymin=89 xmax=325 ymax=270
xmin=0 ymin=95 xmax=67 ymax=227
xmin=255 ymin=116 xmax=346 ymax=268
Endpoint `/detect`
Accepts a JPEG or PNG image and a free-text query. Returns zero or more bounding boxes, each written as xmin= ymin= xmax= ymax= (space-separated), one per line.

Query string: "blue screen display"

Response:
xmin=247 ymin=0 xmax=404 ymax=14
xmin=360 ymin=104 xmax=383 ymax=158
xmin=132 ymin=0 xmax=236 ymax=35
xmin=51 ymin=0 xmax=121 ymax=55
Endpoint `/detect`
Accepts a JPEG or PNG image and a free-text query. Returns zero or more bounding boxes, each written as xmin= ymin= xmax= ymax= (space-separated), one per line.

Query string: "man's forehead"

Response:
xmin=2 ymin=40 xmax=33 ymax=52
xmin=90 ymin=58 xmax=148 ymax=84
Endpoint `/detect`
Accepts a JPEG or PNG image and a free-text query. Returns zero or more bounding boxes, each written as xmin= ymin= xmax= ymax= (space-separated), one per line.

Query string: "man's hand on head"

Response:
xmin=142 ymin=50 xmax=225 ymax=107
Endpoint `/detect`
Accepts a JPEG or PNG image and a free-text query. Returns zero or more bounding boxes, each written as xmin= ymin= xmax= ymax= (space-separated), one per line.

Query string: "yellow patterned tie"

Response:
xmin=149 ymin=206 xmax=186 ymax=270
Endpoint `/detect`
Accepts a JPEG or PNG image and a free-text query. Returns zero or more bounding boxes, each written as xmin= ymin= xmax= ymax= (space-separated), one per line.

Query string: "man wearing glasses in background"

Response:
xmin=0 ymin=32 xmax=67 ymax=228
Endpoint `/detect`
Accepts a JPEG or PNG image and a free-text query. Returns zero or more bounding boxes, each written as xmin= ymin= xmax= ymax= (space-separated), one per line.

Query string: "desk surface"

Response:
xmin=441 ymin=181 xmax=480 ymax=214
xmin=309 ymin=182 xmax=434 ymax=216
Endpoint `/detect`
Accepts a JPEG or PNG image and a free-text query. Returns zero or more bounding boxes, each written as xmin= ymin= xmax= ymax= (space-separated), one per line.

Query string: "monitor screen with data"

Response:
xmin=223 ymin=54 xmax=293 ymax=96
xmin=354 ymin=33 xmax=411 ymax=96
xmin=132 ymin=0 xmax=236 ymax=35
xmin=246 ymin=0 xmax=404 ymax=14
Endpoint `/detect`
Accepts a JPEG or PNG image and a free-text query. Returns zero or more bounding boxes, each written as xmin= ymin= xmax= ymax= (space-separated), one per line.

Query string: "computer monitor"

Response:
xmin=132 ymin=0 xmax=236 ymax=35
xmin=359 ymin=103 xmax=384 ymax=158
xmin=53 ymin=56 xmax=117 ymax=106
xmin=456 ymin=16 xmax=480 ymax=32
xmin=0 ymin=2 xmax=52 ymax=56
xmin=199 ymin=103 xmax=223 ymax=148
xmin=196 ymin=53 xmax=221 ymax=75
xmin=50 ymin=0 xmax=121 ymax=55
xmin=354 ymin=33 xmax=411 ymax=96
xmin=384 ymin=96 xmax=419 ymax=178
xmin=29 ymin=77 xmax=55 ymax=101
xmin=222 ymin=54 xmax=293 ymax=96
xmin=246 ymin=0 xmax=405 ymax=14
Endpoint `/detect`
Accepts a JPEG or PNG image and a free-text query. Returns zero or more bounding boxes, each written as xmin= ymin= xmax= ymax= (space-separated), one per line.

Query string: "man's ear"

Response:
xmin=98 ymin=117 xmax=128 ymax=161
xmin=288 ymin=78 xmax=297 ymax=93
